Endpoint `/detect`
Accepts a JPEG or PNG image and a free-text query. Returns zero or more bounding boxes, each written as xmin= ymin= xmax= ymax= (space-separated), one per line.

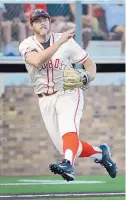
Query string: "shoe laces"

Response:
xmin=94 ymin=159 xmax=108 ymax=169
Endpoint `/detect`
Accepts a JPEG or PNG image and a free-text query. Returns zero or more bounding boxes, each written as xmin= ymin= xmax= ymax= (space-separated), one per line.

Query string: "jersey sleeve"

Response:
xmin=19 ymin=39 xmax=37 ymax=60
xmin=68 ymin=38 xmax=89 ymax=64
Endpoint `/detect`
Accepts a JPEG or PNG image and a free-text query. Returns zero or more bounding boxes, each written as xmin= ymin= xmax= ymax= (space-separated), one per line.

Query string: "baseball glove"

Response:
xmin=63 ymin=67 xmax=91 ymax=90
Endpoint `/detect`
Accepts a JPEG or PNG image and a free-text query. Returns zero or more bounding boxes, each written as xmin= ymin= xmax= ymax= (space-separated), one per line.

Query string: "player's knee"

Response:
xmin=115 ymin=25 xmax=125 ymax=34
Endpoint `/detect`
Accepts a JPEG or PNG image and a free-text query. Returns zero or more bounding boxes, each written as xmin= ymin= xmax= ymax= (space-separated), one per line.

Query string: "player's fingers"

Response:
xmin=68 ymin=31 xmax=75 ymax=36
xmin=67 ymin=28 xmax=75 ymax=34
xmin=69 ymin=33 xmax=75 ymax=37
xmin=68 ymin=34 xmax=74 ymax=39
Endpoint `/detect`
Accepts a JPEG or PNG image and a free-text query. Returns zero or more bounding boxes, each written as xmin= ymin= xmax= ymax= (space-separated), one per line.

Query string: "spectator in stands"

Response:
xmin=0 ymin=3 xmax=14 ymax=56
xmin=23 ymin=4 xmax=47 ymax=37
xmin=0 ymin=4 xmax=5 ymax=40
xmin=2 ymin=4 xmax=27 ymax=56
xmin=100 ymin=4 xmax=125 ymax=54
xmin=47 ymin=4 xmax=75 ymax=33
xmin=69 ymin=4 xmax=94 ymax=49
xmin=90 ymin=4 xmax=108 ymax=40
xmin=0 ymin=3 xmax=5 ymax=21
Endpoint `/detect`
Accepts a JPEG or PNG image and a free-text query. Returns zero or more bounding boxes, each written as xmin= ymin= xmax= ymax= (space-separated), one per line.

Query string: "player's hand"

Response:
xmin=58 ymin=28 xmax=75 ymax=45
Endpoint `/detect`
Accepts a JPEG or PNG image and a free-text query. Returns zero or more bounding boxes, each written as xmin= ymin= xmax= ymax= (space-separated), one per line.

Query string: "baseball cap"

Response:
xmin=29 ymin=9 xmax=50 ymax=23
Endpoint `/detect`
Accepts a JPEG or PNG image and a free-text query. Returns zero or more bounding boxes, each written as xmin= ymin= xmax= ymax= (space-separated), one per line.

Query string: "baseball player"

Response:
xmin=19 ymin=9 xmax=117 ymax=181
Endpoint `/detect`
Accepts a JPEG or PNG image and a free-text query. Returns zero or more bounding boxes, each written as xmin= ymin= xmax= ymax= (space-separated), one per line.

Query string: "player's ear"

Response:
xmin=49 ymin=19 xmax=52 ymax=31
xmin=29 ymin=22 xmax=33 ymax=31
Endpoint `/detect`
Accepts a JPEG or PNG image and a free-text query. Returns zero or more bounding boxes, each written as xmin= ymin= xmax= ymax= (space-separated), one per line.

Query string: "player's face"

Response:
xmin=31 ymin=16 xmax=50 ymax=36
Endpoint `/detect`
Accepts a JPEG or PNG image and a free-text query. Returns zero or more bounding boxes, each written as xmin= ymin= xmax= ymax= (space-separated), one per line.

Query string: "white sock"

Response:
xmin=64 ymin=149 xmax=73 ymax=165
xmin=90 ymin=146 xmax=102 ymax=160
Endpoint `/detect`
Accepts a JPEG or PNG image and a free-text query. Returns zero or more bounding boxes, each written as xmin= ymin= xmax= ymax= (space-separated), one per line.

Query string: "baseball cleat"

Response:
xmin=49 ymin=159 xmax=75 ymax=181
xmin=94 ymin=143 xmax=117 ymax=178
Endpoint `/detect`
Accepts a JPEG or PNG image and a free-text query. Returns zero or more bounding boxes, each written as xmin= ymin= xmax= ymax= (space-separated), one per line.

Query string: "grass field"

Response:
xmin=0 ymin=175 xmax=125 ymax=200
xmin=0 ymin=175 xmax=125 ymax=194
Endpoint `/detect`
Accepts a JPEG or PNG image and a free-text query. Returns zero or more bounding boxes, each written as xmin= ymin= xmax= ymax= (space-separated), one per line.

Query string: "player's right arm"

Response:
xmin=19 ymin=28 xmax=75 ymax=67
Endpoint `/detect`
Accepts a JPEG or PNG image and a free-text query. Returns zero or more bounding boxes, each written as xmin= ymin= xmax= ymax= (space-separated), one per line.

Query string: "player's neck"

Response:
xmin=35 ymin=33 xmax=50 ymax=43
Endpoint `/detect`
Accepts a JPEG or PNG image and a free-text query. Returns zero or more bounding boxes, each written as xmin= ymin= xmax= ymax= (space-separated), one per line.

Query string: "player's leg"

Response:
xmin=18 ymin=21 xmax=27 ymax=43
xmin=78 ymin=141 xmax=102 ymax=160
xmin=2 ymin=21 xmax=15 ymax=56
xmin=56 ymin=89 xmax=102 ymax=165
xmin=82 ymin=28 xmax=92 ymax=49
xmin=39 ymin=93 xmax=76 ymax=181
xmin=57 ymin=89 xmax=83 ymax=164
xmin=78 ymin=141 xmax=117 ymax=178
xmin=49 ymin=89 xmax=84 ymax=181
xmin=54 ymin=89 xmax=117 ymax=179
xmin=73 ymin=100 xmax=117 ymax=178
xmin=114 ymin=25 xmax=125 ymax=54
xmin=38 ymin=94 xmax=63 ymax=156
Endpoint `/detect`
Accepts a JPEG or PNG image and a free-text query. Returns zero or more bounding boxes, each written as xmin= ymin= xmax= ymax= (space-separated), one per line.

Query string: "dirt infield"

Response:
xmin=0 ymin=192 xmax=125 ymax=199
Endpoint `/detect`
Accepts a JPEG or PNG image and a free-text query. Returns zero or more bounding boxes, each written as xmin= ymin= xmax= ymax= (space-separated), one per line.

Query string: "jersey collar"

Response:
xmin=33 ymin=33 xmax=54 ymax=50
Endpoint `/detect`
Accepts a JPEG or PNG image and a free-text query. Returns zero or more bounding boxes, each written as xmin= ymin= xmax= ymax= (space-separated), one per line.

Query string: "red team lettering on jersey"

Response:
xmin=38 ymin=59 xmax=64 ymax=71
xmin=19 ymin=33 xmax=89 ymax=94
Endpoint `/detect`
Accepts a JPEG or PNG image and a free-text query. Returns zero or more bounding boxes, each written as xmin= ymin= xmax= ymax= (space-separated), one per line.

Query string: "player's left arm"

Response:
xmin=82 ymin=57 xmax=96 ymax=81
xmin=68 ymin=38 xmax=96 ymax=85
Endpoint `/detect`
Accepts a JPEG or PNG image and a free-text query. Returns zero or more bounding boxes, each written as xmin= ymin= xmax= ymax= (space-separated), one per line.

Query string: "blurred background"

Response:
xmin=0 ymin=0 xmax=125 ymax=180
xmin=0 ymin=1 xmax=125 ymax=59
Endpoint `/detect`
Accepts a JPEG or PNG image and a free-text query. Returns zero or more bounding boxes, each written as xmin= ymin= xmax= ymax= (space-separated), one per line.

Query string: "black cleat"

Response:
xmin=49 ymin=159 xmax=74 ymax=181
xmin=94 ymin=143 xmax=117 ymax=178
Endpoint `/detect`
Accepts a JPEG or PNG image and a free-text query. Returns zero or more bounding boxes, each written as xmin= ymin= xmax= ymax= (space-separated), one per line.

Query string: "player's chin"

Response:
xmin=40 ymin=29 xmax=48 ymax=36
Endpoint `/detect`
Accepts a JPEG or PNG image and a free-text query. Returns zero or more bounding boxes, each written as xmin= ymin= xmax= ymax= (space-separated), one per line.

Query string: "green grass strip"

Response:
xmin=0 ymin=175 xmax=125 ymax=194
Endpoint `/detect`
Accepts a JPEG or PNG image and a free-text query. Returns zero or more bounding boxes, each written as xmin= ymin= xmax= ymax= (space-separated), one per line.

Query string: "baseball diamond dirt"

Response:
xmin=0 ymin=192 xmax=125 ymax=199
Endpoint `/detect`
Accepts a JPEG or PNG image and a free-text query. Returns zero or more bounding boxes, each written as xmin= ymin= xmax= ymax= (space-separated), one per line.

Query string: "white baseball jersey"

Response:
xmin=19 ymin=33 xmax=89 ymax=95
